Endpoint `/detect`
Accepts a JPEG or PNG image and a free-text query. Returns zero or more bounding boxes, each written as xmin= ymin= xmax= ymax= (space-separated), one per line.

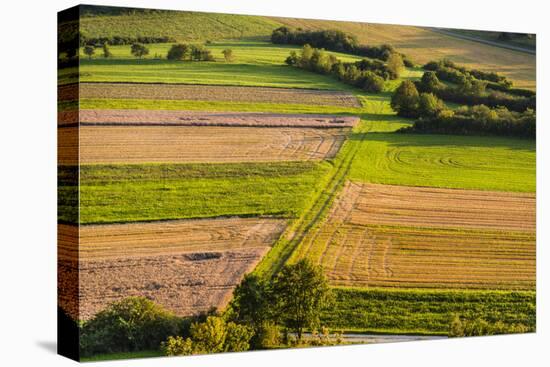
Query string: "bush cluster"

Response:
xmin=285 ymin=45 xmax=388 ymax=93
xmin=79 ymin=297 xmax=182 ymax=357
xmin=424 ymin=59 xmax=511 ymax=86
xmin=392 ymin=80 xmax=535 ymax=138
xmin=449 ymin=315 xmax=529 ymax=337
xmin=272 ymin=27 xmax=413 ymax=65
xmin=161 ymin=316 xmax=254 ymax=356
xmin=166 ymin=43 xmax=215 ymax=61
xmin=417 ymin=64 xmax=535 ymax=112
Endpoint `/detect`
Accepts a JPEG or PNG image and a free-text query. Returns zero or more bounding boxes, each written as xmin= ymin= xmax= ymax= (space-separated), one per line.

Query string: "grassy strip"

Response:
xmin=322 ymin=287 xmax=536 ymax=335
xmin=59 ymin=162 xmax=332 ymax=224
xmin=255 ymin=119 xmax=371 ymax=277
xmin=80 ymin=349 xmax=163 ymax=362
xmin=78 ymin=98 xmax=364 ymax=115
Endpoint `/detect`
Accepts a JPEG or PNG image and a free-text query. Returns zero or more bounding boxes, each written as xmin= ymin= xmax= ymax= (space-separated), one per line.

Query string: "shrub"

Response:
xmin=102 ymin=43 xmax=112 ymax=58
xmin=161 ymin=316 xmax=254 ymax=356
xmin=83 ymin=45 xmax=95 ymax=59
xmin=222 ymin=48 xmax=234 ymax=62
xmin=418 ymin=93 xmax=445 ymax=117
xmin=362 ymin=71 xmax=385 ymax=93
xmin=418 ymin=71 xmax=442 ymax=93
xmin=390 ymin=80 xmax=420 ymax=117
xmin=80 ymin=297 xmax=181 ymax=357
xmin=386 ymin=52 xmax=404 ymax=78
xmin=449 ymin=315 xmax=530 ymax=337
xmin=130 ymin=43 xmax=149 ymax=59
xmin=167 ymin=44 xmax=190 ymax=61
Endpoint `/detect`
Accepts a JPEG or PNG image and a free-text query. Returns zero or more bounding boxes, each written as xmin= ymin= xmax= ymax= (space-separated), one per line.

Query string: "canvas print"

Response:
xmin=57 ymin=4 xmax=536 ymax=362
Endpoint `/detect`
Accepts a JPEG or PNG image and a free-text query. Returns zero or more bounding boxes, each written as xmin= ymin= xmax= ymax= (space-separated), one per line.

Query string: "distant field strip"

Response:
xmin=60 ymin=126 xmax=349 ymax=164
xmin=59 ymin=218 xmax=286 ymax=261
xmin=293 ymin=182 xmax=535 ymax=290
xmin=79 ymin=110 xmax=360 ymax=128
xmin=79 ymin=83 xmax=361 ymax=107
xmin=58 ymin=218 xmax=286 ymax=320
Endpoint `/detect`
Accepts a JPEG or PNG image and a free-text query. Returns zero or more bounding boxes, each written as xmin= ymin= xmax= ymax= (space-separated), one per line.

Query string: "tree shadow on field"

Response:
xmin=349 ymin=130 xmax=536 ymax=152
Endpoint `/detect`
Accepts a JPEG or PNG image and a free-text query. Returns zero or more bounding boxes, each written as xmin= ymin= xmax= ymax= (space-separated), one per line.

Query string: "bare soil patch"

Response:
xmin=58 ymin=218 xmax=286 ymax=320
xmin=79 ymin=110 xmax=359 ymax=128
xmin=294 ymin=182 xmax=535 ymax=290
xmin=60 ymin=125 xmax=349 ymax=164
xmin=79 ymin=83 xmax=362 ymax=107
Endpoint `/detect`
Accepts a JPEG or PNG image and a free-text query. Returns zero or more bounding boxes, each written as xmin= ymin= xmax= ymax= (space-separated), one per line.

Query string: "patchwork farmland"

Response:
xmin=58 ymin=7 xmax=537 ymax=358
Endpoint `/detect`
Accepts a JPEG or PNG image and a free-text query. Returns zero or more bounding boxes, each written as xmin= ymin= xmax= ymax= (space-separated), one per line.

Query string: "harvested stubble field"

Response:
xmin=58 ymin=218 xmax=286 ymax=320
xmin=79 ymin=110 xmax=360 ymax=128
xmin=79 ymin=83 xmax=361 ymax=107
xmin=292 ymin=182 xmax=535 ymax=290
xmin=64 ymin=125 xmax=349 ymax=164
xmin=58 ymin=218 xmax=286 ymax=261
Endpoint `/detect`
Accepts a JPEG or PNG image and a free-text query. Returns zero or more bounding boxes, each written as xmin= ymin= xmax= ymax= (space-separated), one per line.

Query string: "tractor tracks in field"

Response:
xmin=256 ymin=121 xmax=370 ymax=277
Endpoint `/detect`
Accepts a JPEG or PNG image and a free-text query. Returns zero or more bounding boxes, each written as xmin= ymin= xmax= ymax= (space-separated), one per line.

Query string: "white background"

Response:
xmin=0 ymin=0 xmax=547 ymax=365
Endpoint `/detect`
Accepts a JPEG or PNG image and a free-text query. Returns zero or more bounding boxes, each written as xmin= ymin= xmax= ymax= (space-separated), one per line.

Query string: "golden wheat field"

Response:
xmin=291 ymin=182 xmax=536 ymax=290
xmin=58 ymin=218 xmax=286 ymax=320
xmin=58 ymin=125 xmax=350 ymax=164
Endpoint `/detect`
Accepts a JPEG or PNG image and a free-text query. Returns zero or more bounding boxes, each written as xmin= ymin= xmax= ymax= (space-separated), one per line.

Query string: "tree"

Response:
xmin=285 ymin=51 xmax=299 ymax=66
xmin=391 ymin=80 xmax=420 ymax=117
xmin=419 ymin=71 xmax=441 ymax=93
xmin=299 ymin=44 xmax=314 ymax=68
xmin=102 ymin=43 xmax=112 ymax=58
xmin=222 ymin=48 xmax=234 ymax=62
xmin=230 ymin=274 xmax=274 ymax=348
xmin=272 ymin=259 xmax=332 ymax=341
xmin=386 ymin=52 xmax=404 ymax=78
xmin=418 ymin=93 xmax=445 ymax=117
xmin=167 ymin=43 xmax=189 ymax=61
xmin=130 ymin=43 xmax=149 ymax=59
xmin=83 ymin=45 xmax=95 ymax=60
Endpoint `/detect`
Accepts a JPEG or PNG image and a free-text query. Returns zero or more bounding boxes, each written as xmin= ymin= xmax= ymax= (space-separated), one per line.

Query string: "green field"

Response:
xmin=322 ymin=287 xmax=536 ymax=335
xmin=59 ymin=162 xmax=332 ymax=224
xmin=350 ymin=121 xmax=536 ymax=192
xmin=80 ymin=9 xmax=281 ymax=42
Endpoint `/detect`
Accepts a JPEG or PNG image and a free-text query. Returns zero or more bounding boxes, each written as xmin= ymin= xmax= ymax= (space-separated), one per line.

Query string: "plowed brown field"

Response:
xmin=79 ymin=83 xmax=361 ymax=107
xmin=59 ymin=125 xmax=349 ymax=164
xmin=292 ymin=182 xmax=536 ymax=290
xmin=79 ymin=110 xmax=359 ymax=128
xmin=58 ymin=218 xmax=286 ymax=320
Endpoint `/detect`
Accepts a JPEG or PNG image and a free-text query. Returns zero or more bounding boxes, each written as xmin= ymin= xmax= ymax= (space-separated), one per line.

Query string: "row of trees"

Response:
xmin=272 ymin=27 xmax=413 ymax=66
xmin=79 ymin=259 xmax=338 ymax=357
xmin=391 ymin=80 xmax=535 ymax=138
xmin=81 ymin=35 xmax=176 ymax=47
xmin=83 ymin=43 xmax=231 ymax=62
xmin=285 ymin=45 xmax=405 ymax=93
xmin=415 ymin=68 xmax=535 ymax=113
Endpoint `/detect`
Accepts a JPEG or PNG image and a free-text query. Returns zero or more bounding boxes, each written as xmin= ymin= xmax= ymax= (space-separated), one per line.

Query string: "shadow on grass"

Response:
xmin=348 ymin=130 xmax=536 ymax=151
